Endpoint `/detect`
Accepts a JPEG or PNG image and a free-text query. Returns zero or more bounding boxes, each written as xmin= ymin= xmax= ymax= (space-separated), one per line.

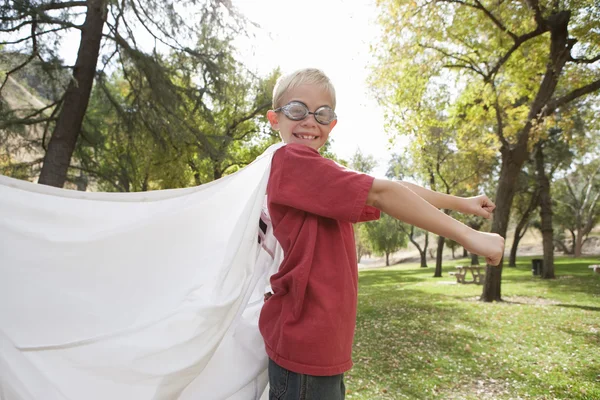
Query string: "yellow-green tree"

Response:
xmin=371 ymin=0 xmax=600 ymax=301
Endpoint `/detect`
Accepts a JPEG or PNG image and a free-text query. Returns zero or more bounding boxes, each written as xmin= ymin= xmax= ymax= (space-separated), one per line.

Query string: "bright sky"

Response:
xmin=232 ymin=0 xmax=399 ymax=176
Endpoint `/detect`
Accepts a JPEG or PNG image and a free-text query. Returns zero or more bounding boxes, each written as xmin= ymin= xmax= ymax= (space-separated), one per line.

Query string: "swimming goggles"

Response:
xmin=274 ymin=101 xmax=337 ymax=125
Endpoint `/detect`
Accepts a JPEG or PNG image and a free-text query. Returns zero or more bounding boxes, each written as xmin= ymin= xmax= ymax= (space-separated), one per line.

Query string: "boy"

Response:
xmin=260 ymin=68 xmax=504 ymax=400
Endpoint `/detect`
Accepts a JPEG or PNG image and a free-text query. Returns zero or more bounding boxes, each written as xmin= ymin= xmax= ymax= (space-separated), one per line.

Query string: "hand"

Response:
xmin=462 ymin=195 xmax=496 ymax=220
xmin=463 ymin=230 xmax=505 ymax=266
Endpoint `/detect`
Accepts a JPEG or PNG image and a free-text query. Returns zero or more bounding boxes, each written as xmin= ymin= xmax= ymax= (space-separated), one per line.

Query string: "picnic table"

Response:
xmin=449 ymin=265 xmax=486 ymax=284
xmin=589 ymin=264 xmax=600 ymax=274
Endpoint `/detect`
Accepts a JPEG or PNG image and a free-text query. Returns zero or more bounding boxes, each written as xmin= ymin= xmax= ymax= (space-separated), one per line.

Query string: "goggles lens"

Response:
xmin=277 ymin=101 xmax=336 ymax=125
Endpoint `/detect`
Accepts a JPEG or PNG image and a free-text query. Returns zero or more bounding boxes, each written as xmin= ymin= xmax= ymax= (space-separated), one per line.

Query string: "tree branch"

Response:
xmin=0 ymin=18 xmax=39 ymax=93
xmin=544 ymin=79 xmax=600 ymax=115
xmin=492 ymin=83 xmax=509 ymax=147
xmin=0 ymin=115 xmax=58 ymax=130
xmin=569 ymin=53 xmax=600 ymax=64
xmin=0 ymin=27 xmax=69 ymax=46
xmin=473 ymin=0 xmax=517 ymax=40
xmin=36 ymin=1 xmax=87 ymax=11
xmin=524 ymin=0 xmax=545 ymax=27
xmin=486 ymin=27 xmax=547 ymax=81
xmin=226 ymin=102 xmax=271 ymax=136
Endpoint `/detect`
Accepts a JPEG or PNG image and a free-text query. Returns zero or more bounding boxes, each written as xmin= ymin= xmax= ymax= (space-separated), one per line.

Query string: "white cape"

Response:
xmin=0 ymin=144 xmax=285 ymax=400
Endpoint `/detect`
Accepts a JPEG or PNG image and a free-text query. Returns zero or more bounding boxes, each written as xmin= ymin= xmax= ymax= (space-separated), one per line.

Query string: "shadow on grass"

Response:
xmin=359 ymin=268 xmax=428 ymax=287
xmin=555 ymin=303 xmax=600 ymax=312
xmin=354 ymin=261 xmax=600 ymax=399
xmin=481 ymin=257 xmax=600 ymax=302
xmin=557 ymin=322 xmax=600 ymax=342
xmin=353 ymin=284 xmax=503 ymax=399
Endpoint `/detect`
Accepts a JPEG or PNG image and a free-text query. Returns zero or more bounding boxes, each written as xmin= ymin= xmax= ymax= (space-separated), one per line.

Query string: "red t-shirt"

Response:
xmin=259 ymin=143 xmax=380 ymax=376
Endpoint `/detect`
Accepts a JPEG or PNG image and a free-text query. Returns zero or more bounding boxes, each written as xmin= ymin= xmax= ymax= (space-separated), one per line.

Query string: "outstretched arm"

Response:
xmin=398 ymin=181 xmax=496 ymax=219
xmin=367 ymin=179 xmax=504 ymax=266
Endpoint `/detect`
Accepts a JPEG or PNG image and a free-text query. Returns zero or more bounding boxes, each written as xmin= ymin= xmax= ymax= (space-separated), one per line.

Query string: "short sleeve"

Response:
xmin=357 ymin=205 xmax=380 ymax=222
xmin=268 ymin=144 xmax=375 ymax=223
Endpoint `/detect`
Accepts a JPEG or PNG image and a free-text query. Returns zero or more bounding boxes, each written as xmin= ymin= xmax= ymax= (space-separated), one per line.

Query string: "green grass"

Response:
xmin=347 ymin=256 xmax=600 ymax=400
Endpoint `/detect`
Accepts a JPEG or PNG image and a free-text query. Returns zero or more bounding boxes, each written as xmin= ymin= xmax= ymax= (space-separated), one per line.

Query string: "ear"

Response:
xmin=267 ymin=110 xmax=279 ymax=130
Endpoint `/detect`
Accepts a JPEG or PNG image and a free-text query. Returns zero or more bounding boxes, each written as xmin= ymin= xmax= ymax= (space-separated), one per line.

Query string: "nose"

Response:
xmin=299 ymin=114 xmax=318 ymax=128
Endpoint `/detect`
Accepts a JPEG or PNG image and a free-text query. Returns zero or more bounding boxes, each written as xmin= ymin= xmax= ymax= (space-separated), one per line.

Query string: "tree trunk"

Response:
xmin=481 ymin=11 xmax=572 ymax=301
xmin=385 ymin=252 xmax=390 ymax=267
xmin=463 ymin=247 xmax=468 ymax=258
xmin=508 ymin=234 xmax=519 ymax=267
xmin=535 ymin=145 xmax=555 ymax=279
xmin=575 ymin=228 xmax=584 ymax=257
xmin=408 ymin=225 xmax=429 ymax=268
xmin=420 ymin=232 xmax=429 ymax=268
xmin=554 ymin=238 xmax=571 ymax=255
xmin=38 ymin=0 xmax=108 ymax=187
xmin=509 ymin=187 xmax=539 ymax=267
xmin=420 ymin=250 xmax=427 ymax=268
xmin=434 ymin=235 xmax=444 ymax=277
xmin=481 ymin=151 xmax=524 ymax=301
xmin=470 ymin=253 xmax=479 ymax=266
xmin=73 ymin=171 xmax=88 ymax=191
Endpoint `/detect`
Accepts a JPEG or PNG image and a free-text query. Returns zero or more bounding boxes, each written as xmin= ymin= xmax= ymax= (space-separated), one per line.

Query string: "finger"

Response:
xmin=483 ymin=197 xmax=496 ymax=209
xmin=479 ymin=209 xmax=492 ymax=219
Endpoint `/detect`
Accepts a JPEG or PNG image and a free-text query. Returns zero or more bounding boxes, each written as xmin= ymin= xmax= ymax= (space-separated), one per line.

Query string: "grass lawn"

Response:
xmin=346 ymin=256 xmax=600 ymax=400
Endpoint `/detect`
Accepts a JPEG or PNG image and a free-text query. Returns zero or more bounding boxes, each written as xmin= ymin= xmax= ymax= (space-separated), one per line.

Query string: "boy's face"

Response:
xmin=267 ymin=84 xmax=337 ymax=151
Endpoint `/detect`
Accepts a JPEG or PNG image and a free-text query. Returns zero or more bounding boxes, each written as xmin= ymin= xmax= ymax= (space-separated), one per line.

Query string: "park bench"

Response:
xmin=449 ymin=270 xmax=466 ymax=283
xmin=589 ymin=265 xmax=600 ymax=274
xmin=452 ymin=265 xmax=486 ymax=284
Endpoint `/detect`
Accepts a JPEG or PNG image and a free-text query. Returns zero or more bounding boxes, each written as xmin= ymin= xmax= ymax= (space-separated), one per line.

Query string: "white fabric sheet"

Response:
xmin=0 ymin=144 xmax=285 ymax=400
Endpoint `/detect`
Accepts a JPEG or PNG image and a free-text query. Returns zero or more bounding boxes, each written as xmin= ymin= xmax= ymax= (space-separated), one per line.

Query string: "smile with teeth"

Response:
xmin=293 ymin=133 xmax=318 ymax=140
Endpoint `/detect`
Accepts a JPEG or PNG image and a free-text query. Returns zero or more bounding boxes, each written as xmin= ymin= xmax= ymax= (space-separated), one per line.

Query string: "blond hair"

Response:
xmin=272 ymin=68 xmax=336 ymax=110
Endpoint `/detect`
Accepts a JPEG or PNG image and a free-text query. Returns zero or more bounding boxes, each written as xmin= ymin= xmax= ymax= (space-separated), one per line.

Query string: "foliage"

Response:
xmin=553 ymin=160 xmax=600 ymax=255
xmin=355 ymin=224 xmax=373 ymax=263
xmin=351 ymin=149 xmax=378 ymax=175
xmin=444 ymin=238 xmax=460 ymax=258
xmin=348 ymin=256 xmax=600 ymax=399
xmin=0 ymin=0 xmax=253 ymax=186
xmin=70 ymin=61 xmax=279 ymax=191
xmin=370 ymin=0 xmax=600 ymax=300
xmin=363 ymin=213 xmax=408 ymax=266
xmin=351 ymin=148 xmax=377 ymax=262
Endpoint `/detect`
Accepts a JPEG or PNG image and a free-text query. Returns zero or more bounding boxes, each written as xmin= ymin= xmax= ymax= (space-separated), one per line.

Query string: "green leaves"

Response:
xmin=363 ymin=213 xmax=409 ymax=266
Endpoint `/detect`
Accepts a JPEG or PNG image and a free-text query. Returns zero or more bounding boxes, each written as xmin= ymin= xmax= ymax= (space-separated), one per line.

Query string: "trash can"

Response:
xmin=532 ymin=259 xmax=543 ymax=276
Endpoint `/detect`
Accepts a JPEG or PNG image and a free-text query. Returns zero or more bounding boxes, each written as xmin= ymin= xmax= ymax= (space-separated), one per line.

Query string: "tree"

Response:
xmin=363 ymin=212 xmax=408 ymax=266
xmin=386 ymin=102 xmax=495 ymax=277
xmin=445 ymin=238 xmax=460 ymax=259
xmin=350 ymin=148 xmax=378 ymax=262
xmin=534 ymin=141 xmax=556 ymax=278
xmin=371 ymin=0 xmax=600 ymax=301
xmin=553 ymin=161 xmax=600 ymax=257
xmin=508 ymin=167 xmax=540 ymax=267
xmin=69 ymin=62 xmax=279 ymax=191
xmin=386 ymin=152 xmax=430 ymax=268
xmin=1 ymin=0 xmax=243 ymax=187
xmin=351 ymin=148 xmax=378 ymax=175
xmin=355 ymin=224 xmax=373 ymax=263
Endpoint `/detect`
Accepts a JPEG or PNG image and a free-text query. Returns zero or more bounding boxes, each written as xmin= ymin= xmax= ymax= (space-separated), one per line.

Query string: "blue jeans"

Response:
xmin=268 ymin=358 xmax=345 ymax=400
